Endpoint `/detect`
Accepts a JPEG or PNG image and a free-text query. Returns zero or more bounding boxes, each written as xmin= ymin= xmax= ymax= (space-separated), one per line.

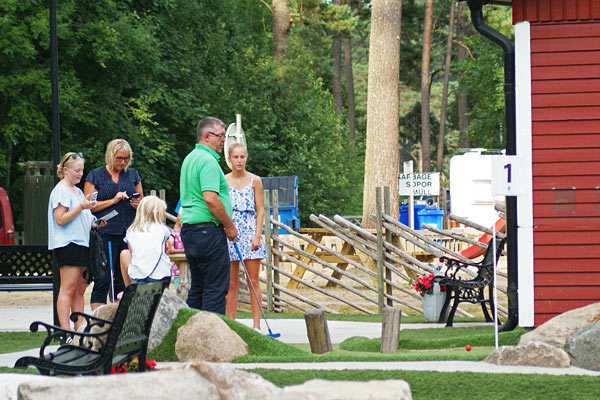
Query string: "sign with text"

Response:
xmin=399 ymin=172 xmax=440 ymax=196
xmin=491 ymin=155 xmax=524 ymax=196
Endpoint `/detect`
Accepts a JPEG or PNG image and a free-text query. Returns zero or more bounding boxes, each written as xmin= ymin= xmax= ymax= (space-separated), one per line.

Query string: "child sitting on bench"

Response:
xmin=120 ymin=196 xmax=174 ymax=286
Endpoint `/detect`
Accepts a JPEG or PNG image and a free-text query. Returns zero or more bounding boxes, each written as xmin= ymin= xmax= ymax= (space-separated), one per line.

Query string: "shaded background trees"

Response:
xmin=1 ymin=0 xmax=512 ymax=230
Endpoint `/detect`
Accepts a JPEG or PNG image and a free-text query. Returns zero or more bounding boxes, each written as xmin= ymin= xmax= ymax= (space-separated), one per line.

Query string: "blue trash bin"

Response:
xmin=416 ymin=207 xmax=444 ymax=229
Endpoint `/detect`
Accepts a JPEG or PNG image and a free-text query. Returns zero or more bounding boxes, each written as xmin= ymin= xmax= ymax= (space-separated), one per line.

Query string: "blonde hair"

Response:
xmin=105 ymin=139 xmax=133 ymax=171
xmin=128 ymin=196 xmax=166 ymax=232
xmin=228 ymin=142 xmax=247 ymax=158
xmin=56 ymin=152 xmax=84 ymax=178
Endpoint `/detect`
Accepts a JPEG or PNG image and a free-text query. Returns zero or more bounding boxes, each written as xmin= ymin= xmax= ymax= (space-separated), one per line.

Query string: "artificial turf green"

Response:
xmin=339 ymin=326 xmax=527 ymax=352
xmin=251 ymin=369 xmax=600 ymax=400
xmin=0 ymin=332 xmax=49 ymax=354
xmin=148 ymin=308 xmax=526 ymax=363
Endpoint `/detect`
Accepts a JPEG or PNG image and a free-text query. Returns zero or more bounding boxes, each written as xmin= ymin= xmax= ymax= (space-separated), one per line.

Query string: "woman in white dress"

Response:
xmin=224 ymin=144 xmax=266 ymax=331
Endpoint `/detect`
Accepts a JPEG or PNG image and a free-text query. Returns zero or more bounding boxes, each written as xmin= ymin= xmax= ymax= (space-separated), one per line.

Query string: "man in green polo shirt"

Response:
xmin=180 ymin=117 xmax=237 ymax=314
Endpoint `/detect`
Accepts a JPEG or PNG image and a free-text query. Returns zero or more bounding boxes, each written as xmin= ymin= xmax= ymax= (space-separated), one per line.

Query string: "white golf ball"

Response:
xmin=281 ymin=255 xmax=288 ymax=262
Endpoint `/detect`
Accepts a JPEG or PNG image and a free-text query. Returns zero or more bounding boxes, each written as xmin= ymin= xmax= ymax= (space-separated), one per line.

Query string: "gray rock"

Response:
xmin=485 ymin=341 xmax=570 ymax=368
xmin=17 ymin=369 xmax=219 ymax=400
xmin=273 ymin=379 xmax=412 ymax=400
xmin=175 ymin=311 xmax=248 ymax=362
xmin=565 ymin=321 xmax=600 ymax=371
xmin=148 ymin=288 xmax=188 ymax=351
xmin=0 ymin=374 xmax=54 ymax=400
xmin=519 ymin=302 xmax=600 ymax=348
xmin=175 ymin=362 xmax=279 ymax=399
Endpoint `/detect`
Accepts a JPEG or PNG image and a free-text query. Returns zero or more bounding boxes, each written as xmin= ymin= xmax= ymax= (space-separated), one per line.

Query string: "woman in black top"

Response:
xmin=84 ymin=139 xmax=143 ymax=310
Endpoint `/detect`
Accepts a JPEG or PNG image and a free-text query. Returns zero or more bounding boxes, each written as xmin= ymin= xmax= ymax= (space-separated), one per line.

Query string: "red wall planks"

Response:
xmin=514 ymin=0 xmax=600 ymax=23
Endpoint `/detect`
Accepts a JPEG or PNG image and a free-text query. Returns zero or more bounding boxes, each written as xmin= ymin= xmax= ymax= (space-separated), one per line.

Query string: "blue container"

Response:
xmin=399 ymin=204 xmax=426 ymax=228
xmin=416 ymin=208 xmax=444 ymax=229
xmin=262 ymin=176 xmax=300 ymax=234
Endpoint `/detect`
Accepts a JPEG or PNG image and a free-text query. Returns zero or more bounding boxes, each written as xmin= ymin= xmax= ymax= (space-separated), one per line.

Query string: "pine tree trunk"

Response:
xmin=436 ymin=0 xmax=456 ymax=172
xmin=361 ymin=0 xmax=403 ymax=228
xmin=344 ymin=0 xmax=356 ymax=140
xmin=273 ymin=0 xmax=291 ymax=62
xmin=332 ymin=35 xmax=343 ymax=112
xmin=420 ymin=0 xmax=434 ymax=173
xmin=457 ymin=2 xmax=470 ymax=147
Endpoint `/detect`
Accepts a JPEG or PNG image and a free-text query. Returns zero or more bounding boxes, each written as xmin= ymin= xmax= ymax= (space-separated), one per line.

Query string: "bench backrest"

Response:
xmin=100 ymin=277 xmax=170 ymax=368
xmin=0 ymin=245 xmax=53 ymax=284
xmin=477 ymin=237 xmax=507 ymax=282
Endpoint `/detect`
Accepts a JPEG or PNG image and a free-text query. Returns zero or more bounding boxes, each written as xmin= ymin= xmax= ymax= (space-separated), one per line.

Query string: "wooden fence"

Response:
xmin=257 ymin=187 xmax=509 ymax=320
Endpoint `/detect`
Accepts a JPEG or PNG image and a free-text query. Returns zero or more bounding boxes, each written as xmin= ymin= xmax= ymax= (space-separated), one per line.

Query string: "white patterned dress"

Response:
xmin=227 ymin=181 xmax=267 ymax=261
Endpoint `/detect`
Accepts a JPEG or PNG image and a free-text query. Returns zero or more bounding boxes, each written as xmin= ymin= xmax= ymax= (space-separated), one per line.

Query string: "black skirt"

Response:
xmin=53 ymin=243 xmax=90 ymax=268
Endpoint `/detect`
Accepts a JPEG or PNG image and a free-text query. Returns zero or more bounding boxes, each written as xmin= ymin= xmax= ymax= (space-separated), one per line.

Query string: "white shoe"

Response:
xmin=254 ymin=328 xmax=261 ymax=333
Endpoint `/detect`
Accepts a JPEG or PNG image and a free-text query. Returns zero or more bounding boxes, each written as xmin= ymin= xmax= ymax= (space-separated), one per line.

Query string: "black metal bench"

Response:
xmin=0 ymin=245 xmax=53 ymax=291
xmin=14 ymin=277 xmax=170 ymax=376
xmin=433 ymin=237 xmax=507 ymax=327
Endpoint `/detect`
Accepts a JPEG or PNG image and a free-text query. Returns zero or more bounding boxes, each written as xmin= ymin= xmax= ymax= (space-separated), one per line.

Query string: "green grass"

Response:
xmin=340 ymin=326 xmax=527 ymax=352
xmin=0 ymin=332 xmax=49 ymax=354
xmin=148 ymin=308 xmax=526 ymax=363
xmin=251 ymin=369 xmax=600 ymax=400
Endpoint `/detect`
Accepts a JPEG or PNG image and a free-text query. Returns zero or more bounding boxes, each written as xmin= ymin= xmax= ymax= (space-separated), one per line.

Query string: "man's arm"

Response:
xmin=203 ymin=190 xmax=237 ymax=241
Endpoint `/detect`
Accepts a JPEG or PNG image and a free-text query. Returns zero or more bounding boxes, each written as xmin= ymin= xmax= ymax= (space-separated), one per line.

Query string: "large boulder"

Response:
xmin=565 ymin=321 xmax=600 ymax=371
xmin=175 ymin=311 xmax=248 ymax=362
xmin=0 ymin=374 xmax=54 ymax=400
xmin=273 ymin=379 xmax=413 ymax=400
xmin=148 ymin=288 xmax=188 ymax=351
xmin=485 ymin=341 xmax=570 ymax=368
xmin=519 ymin=302 xmax=600 ymax=347
xmin=175 ymin=362 xmax=279 ymax=399
xmin=16 ymin=369 xmax=219 ymax=400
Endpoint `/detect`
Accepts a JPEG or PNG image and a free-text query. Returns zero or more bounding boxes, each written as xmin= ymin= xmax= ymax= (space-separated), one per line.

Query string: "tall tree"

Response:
xmin=332 ymin=0 xmax=344 ymax=112
xmin=420 ymin=0 xmax=434 ymax=172
xmin=344 ymin=0 xmax=357 ymax=140
xmin=362 ymin=0 xmax=402 ymax=228
xmin=273 ymin=0 xmax=291 ymax=61
xmin=436 ymin=0 xmax=456 ymax=172
xmin=456 ymin=2 xmax=470 ymax=147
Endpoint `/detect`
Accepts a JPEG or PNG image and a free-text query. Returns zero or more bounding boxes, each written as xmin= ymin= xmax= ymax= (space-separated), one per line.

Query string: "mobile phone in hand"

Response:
xmin=90 ymin=192 xmax=98 ymax=202
xmin=131 ymin=192 xmax=140 ymax=199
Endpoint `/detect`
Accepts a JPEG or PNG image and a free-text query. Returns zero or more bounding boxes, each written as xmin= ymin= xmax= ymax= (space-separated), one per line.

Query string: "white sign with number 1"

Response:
xmin=491 ymin=155 xmax=524 ymax=196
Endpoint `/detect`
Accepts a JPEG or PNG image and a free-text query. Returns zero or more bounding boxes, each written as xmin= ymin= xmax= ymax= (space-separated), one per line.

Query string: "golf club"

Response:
xmin=233 ymin=242 xmax=280 ymax=338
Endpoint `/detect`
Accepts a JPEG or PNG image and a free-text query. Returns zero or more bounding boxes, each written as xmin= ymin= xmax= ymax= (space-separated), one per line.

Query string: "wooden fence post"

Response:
xmin=376 ymin=187 xmax=384 ymax=314
xmin=384 ymin=186 xmax=393 ymax=306
xmin=272 ymin=190 xmax=280 ymax=301
xmin=304 ymin=309 xmax=332 ymax=354
xmin=264 ymin=190 xmax=273 ymax=312
xmin=380 ymin=306 xmax=402 ymax=353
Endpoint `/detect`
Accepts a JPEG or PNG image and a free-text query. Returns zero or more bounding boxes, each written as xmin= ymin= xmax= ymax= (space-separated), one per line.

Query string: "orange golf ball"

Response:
xmin=465 ymin=345 xmax=472 ymax=351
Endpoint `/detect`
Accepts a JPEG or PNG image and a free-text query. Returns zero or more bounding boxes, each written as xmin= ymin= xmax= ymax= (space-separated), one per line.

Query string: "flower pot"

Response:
xmin=421 ymin=282 xmax=448 ymax=322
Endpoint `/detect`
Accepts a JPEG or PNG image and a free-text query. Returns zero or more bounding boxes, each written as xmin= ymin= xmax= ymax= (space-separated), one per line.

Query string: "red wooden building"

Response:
xmin=510 ymin=0 xmax=600 ymax=325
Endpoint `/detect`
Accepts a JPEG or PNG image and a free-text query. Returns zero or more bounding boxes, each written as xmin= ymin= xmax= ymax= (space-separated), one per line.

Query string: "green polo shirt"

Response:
xmin=180 ymin=144 xmax=232 ymax=225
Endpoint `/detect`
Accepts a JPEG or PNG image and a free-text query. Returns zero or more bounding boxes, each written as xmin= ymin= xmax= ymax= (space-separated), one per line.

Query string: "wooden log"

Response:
xmin=331 ymin=214 xmax=435 ymax=275
xmin=381 ymin=214 xmax=472 ymax=263
xmin=317 ymin=214 xmax=425 ymax=279
xmin=272 ymin=218 xmax=379 ymax=281
xmin=421 ymin=223 xmax=490 ymax=249
xmin=380 ymin=306 xmax=402 ymax=353
xmin=304 ymin=309 xmax=332 ymax=354
xmin=271 ymin=247 xmax=377 ymax=314
xmin=448 ymin=213 xmax=507 ymax=239
xmin=258 ymin=273 xmax=337 ymax=314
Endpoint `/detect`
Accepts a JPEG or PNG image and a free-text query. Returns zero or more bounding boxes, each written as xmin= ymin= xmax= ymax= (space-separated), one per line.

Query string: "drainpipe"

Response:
xmin=466 ymin=0 xmax=518 ymax=331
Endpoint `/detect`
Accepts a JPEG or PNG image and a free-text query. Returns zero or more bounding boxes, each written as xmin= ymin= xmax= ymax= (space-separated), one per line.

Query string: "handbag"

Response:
xmin=86 ymin=228 xmax=108 ymax=283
